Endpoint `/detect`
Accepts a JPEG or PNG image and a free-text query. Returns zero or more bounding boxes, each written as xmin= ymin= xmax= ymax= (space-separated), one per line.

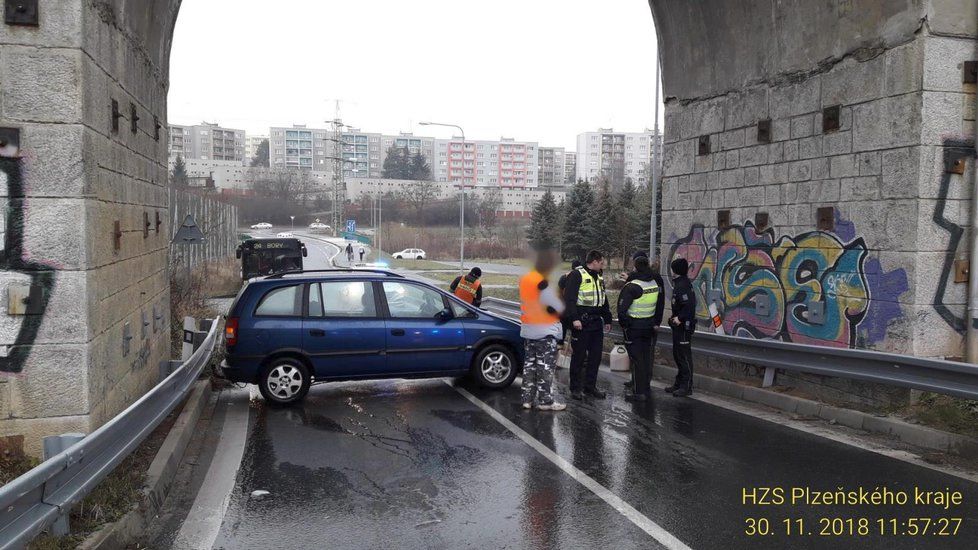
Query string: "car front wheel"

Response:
xmin=258 ymin=358 xmax=311 ymax=405
xmin=394 ymin=255 xmax=402 ymax=259
xmin=471 ymin=344 xmax=518 ymax=389
xmin=416 ymin=255 xmax=423 ymax=260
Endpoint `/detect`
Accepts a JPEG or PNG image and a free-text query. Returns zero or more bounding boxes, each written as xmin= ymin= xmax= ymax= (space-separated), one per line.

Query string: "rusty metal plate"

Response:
xmin=955 ymin=259 xmax=970 ymax=283
xmin=964 ymin=61 xmax=978 ymax=84
xmin=755 ymin=212 xmax=769 ymax=231
xmin=816 ymin=206 xmax=834 ymax=231
xmin=8 ymin=283 xmax=45 ymax=315
xmin=756 ymin=119 xmax=772 ymax=143
xmin=822 ymin=105 xmax=841 ymax=133
xmin=697 ymin=135 xmax=711 ymax=156
xmin=717 ymin=209 xmax=731 ymax=229
xmin=0 ymin=127 xmax=20 ymax=157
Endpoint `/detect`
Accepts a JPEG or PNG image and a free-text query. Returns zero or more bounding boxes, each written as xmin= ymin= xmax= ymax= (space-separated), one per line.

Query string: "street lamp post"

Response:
xmin=290 ymin=215 xmax=295 ymax=232
xmin=420 ymin=121 xmax=466 ymax=271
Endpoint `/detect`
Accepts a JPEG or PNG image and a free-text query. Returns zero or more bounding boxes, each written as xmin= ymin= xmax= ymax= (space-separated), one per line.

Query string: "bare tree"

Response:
xmin=477 ymin=187 xmax=502 ymax=242
xmin=398 ymin=179 xmax=438 ymax=232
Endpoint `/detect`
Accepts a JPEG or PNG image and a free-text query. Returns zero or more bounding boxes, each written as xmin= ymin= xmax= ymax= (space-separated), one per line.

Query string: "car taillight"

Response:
xmin=225 ymin=317 xmax=239 ymax=346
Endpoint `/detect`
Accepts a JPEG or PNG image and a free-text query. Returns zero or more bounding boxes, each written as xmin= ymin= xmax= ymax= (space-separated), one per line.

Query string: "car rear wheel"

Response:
xmin=416 ymin=255 xmax=423 ymax=260
xmin=471 ymin=344 xmax=518 ymax=389
xmin=258 ymin=358 xmax=311 ymax=406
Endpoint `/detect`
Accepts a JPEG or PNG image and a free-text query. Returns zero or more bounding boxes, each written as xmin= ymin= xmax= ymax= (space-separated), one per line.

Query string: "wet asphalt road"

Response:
xmin=169 ymin=369 xmax=978 ymax=550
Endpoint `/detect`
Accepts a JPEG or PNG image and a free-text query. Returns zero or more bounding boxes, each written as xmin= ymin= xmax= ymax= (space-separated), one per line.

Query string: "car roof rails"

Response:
xmin=264 ymin=268 xmax=405 ymax=279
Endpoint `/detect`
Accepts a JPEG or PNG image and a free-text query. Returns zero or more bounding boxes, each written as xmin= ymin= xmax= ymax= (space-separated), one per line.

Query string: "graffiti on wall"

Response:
xmin=668 ymin=211 xmax=908 ymax=348
xmin=931 ymin=138 xmax=975 ymax=334
xmin=0 ymin=157 xmax=56 ymax=373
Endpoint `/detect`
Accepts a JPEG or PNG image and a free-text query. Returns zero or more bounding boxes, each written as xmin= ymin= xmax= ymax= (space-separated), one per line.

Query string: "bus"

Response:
xmin=236 ymin=238 xmax=307 ymax=279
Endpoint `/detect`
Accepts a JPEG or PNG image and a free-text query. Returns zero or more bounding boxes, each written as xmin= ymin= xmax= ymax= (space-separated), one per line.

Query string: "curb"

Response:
xmin=79 ymin=381 xmax=212 ymax=550
xmin=640 ymin=364 xmax=978 ymax=459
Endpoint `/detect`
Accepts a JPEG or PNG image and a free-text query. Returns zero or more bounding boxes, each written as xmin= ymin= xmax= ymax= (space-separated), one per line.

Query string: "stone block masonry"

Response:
xmin=652 ymin=0 xmax=978 ymax=364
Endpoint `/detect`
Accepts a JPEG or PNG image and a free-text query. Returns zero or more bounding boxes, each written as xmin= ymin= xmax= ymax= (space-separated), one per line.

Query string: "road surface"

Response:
xmin=142 ymin=368 xmax=978 ymax=550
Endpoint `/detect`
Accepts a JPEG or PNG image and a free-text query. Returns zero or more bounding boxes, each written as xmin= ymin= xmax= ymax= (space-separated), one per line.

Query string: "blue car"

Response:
xmin=220 ymin=269 xmax=524 ymax=405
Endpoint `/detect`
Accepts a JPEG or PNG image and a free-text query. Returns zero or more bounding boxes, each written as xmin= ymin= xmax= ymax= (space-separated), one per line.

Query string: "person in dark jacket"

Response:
xmin=450 ymin=267 xmax=483 ymax=307
xmin=557 ymin=260 xmax=583 ymax=341
xmin=617 ymin=252 xmax=665 ymax=401
xmin=668 ymin=257 xmax=696 ymax=397
xmin=563 ymin=250 xmax=613 ymax=400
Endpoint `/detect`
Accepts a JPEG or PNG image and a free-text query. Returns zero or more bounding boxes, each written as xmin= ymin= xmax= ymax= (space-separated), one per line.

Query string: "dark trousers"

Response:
xmin=625 ymin=328 xmax=655 ymax=396
xmin=672 ymin=325 xmax=694 ymax=390
xmin=570 ymin=329 xmax=603 ymax=392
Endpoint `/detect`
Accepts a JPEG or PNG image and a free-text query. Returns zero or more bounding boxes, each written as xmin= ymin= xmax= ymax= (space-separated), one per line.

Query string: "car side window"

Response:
xmin=383 ymin=282 xmax=446 ymax=319
xmin=255 ymin=285 xmax=302 ymax=317
xmin=321 ymin=281 xmax=377 ymax=317
xmin=449 ymin=299 xmax=475 ymax=319
xmin=308 ymin=282 xmax=324 ymax=317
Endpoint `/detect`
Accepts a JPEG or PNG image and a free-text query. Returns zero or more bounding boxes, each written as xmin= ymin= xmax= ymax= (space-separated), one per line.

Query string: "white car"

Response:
xmin=250 ymin=222 xmax=272 ymax=230
xmin=309 ymin=222 xmax=331 ymax=231
xmin=393 ymin=248 xmax=426 ymax=260
xmin=276 ymin=231 xmax=295 ymax=238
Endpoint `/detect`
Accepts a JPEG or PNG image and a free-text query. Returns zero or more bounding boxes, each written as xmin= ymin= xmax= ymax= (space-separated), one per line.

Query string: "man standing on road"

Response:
xmin=451 ymin=267 xmax=483 ymax=307
xmin=563 ymin=250 xmax=612 ymax=401
xmin=519 ymin=250 xmax=566 ymax=411
xmin=617 ymin=253 xmax=665 ymax=402
xmin=358 ymin=246 xmax=365 ymax=263
xmin=345 ymin=242 xmax=354 ymax=263
xmin=668 ymin=257 xmax=696 ymax=397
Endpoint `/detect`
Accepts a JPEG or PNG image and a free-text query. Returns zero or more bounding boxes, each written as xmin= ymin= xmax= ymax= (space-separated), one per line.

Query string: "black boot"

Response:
xmin=584 ymin=387 xmax=607 ymax=399
xmin=624 ymin=393 xmax=647 ymax=402
xmin=623 ymin=379 xmax=634 ymax=388
xmin=664 ymin=385 xmax=679 ymax=393
xmin=571 ymin=391 xmax=584 ymax=400
xmin=672 ymin=387 xmax=692 ymax=398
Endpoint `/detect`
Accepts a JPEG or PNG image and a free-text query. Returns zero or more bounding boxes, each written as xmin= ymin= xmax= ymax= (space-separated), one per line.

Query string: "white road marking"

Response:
xmin=449 ymin=382 xmax=693 ymax=550
xmin=171 ymin=394 xmax=250 ymax=550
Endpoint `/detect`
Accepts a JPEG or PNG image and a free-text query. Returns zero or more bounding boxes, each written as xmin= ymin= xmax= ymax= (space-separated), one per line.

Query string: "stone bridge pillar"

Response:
xmin=651 ymin=0 xmax=978 ymax=366
xmin=0 ymin=1 xmax=179 ymax=454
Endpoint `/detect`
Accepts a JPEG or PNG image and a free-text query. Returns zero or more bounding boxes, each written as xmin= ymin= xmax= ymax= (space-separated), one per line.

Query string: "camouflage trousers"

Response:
xmin=522 ymin=337 xmax=559 ymax=406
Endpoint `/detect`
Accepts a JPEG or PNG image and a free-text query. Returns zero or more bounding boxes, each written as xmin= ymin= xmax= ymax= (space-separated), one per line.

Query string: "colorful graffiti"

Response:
xmin=668 ymin=213 xmax=908 ymax=348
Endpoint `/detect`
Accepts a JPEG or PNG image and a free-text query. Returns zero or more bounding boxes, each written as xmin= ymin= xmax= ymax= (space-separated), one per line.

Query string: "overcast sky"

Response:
xmin=169 ymin=0 xmax=661 ymax=150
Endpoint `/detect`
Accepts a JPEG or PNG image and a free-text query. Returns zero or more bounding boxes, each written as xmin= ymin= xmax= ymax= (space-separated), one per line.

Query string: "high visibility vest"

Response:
xmin=626 ymin=279 xmax=660 ymax=318
xmin=520 ymin=270 xmax=560 ymax=325
xmin=454 ymin=277 xmax=481 ymax=304
xmin=575 ymin=267 xmax=606 ymax=307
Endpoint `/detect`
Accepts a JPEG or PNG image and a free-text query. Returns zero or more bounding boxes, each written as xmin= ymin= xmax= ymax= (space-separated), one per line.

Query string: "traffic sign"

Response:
xmin=346 ymin=219 xmax=356 ymax=233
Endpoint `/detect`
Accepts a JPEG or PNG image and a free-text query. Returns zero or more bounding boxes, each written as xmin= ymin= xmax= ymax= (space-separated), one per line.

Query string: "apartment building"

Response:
xmin=564 ymin=151 xmax=577 ymax=184
xmin=268 ymin=125 xmax=334 ymax=170
xmin=537 ymin=147 xmax=566 ymax=187
xmin=433 ymin=137 xmax=539 ymax=188
xmin=245 ymin=135 xmax=268 ymax=165
xmin=575 ymin=128 xmax=655 ymax=187
xmin=168 ymin=122 xmax=246 ymax=163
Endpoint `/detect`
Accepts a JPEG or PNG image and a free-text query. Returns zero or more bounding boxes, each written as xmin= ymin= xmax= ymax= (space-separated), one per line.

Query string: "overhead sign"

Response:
xmin=346 ymin=219 xmax=356 ymax=233
xmin=173 ymin=215 xmax=205 ymax=244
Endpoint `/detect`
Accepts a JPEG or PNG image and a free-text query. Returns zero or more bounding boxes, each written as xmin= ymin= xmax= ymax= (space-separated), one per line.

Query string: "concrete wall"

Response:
xmin=0 ymin=0 xmax=181 ymax=455
xmin=651 ymin=0 xmax=977 ymax=362
xmin=169 ymin=188 xmax=239 ymax=269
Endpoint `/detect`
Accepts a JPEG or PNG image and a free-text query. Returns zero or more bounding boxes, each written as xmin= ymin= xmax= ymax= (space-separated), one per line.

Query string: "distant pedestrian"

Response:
xmin=617 ymin=252 xmax=665 ymax=402
xmin=519 ymin=250 xmax=566 ymax=411
xmin=668 ymin=257 xmax=696 ymax=397
xmin=563 ymin=250 xmax=612 ymax=401
xmin=358 ymin=246 xmax=365 ymax=262
xmin=451 ymin=267 xmax=483 ymax=307
xmin=346 ymin=242 xmax=354 ymax=263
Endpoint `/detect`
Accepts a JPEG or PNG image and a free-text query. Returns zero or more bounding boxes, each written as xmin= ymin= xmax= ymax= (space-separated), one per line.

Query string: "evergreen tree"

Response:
xmin=250 ymin=139 xmax=269 ymax=167
xmin=587 ymin=181 xmax=617 ymax=267
xmin=527 ymin=189 xmax=560 ymax=250
xmin=409 ymin=151 xmax=431 ymax=180
xmin=611 ymin=179 xmax=642 ymax=267
xmin=561 ymin=181 xmax=594 ymax=261
xmin=382 ymin=146 xmax=411 ymax=179
xmin=171 ymin=155 xmax=189 ymax=187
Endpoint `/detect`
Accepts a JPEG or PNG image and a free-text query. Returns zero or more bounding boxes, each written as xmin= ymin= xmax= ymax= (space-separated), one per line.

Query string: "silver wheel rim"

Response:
xmin=266 ymin=364 xmax=303 ymax=400
xmin=481 ymin=351 xmax=512 ymax=384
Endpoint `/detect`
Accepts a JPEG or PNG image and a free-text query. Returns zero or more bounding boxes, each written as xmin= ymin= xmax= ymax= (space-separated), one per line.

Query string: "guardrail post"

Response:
xmin=181 ymin=317 xmax=197 ymax=361
xmin=159 ymin=359 xmax=183 ymax=381
xmin=42 ymin=433 xmax=85 ymax=536
xmin=762 ymin=367 xmax=776 ymax=388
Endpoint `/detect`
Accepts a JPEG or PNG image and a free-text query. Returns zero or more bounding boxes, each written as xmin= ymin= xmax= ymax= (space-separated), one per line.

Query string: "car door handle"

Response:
xmin=309 ymin=329 xmax=326 ymax=337
xmin=390 ymin=329 xmax=405 ymax=336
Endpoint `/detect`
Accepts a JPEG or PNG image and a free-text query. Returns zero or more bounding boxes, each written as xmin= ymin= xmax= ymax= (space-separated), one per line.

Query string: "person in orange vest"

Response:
xmin=451 ymin=267 xmax=483 ymax=306
xmin=519 ymin=250 xmax=566 ymax=411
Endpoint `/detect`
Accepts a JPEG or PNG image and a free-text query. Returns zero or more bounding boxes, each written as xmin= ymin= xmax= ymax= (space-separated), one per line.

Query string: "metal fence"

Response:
xmin=0 ymin=318 xmax=220 ymax=550
xmin=481 ymin=297 xmax=978 ymax=401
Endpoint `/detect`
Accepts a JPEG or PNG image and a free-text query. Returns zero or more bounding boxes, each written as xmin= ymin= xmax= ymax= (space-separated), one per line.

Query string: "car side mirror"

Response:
xmin=436 ymin=308 xmax=453 ymax=322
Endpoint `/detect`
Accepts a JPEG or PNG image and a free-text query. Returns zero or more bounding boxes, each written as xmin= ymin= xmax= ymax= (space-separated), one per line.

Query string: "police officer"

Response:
xmin=451 ymin=267 xmax=483 ymax=307
xmin=617 ymin=252 xmax=665 ymax=402
xmin=563 ymin=250 xmax=612 ymax=400
xmin=668 ymin=257 xmax=696 ymax=397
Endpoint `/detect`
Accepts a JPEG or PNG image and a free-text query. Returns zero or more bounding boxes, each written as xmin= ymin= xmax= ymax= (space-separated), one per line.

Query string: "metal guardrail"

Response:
xmin=481 ymin=297 xmax=978 ymax=401
xmin=0 ymin=318 xmax=220 ymax=550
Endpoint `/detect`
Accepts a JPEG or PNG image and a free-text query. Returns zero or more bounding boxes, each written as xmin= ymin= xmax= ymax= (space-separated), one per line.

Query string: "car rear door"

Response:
xmin=302 ymin=280 xmax=387 ymax=378
xmin=379 ymin=280 xmax=466 ymax=374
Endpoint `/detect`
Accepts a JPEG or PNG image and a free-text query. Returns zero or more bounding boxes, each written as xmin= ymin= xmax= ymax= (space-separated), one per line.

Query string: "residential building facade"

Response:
xmin=537 ymin=146 xmax=566 ymax=187
xmin=575 ymin=128 xmax=655 ymax=187
xmin=433 ymin=137 xmax=539 ymax=188
xmin=564 ymin=151 xmax=577 ymax=184
xmin=245 ymin=135 xmax=268 ymax=166
xmin=268 ymin=125 xmax=333 ymax=170
xmin=168 ymin=122 xmax=246 ymax=163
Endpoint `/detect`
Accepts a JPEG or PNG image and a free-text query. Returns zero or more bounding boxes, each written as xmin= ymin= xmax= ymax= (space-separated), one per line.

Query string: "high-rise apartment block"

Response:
xmin=168 ymin=122 xmax=246 ymax=163
xmin=564 ymin=151 xmax=577 ymax=184
xmin=434 ymin=137 xmax=539 ymax=188
xmin=575 ymin=128 xmax=656 ymax=186
xmin=537 ymin=147 xmax=566 ymax=187
xmin=268 ymin=125 xmax=334 ymax=170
